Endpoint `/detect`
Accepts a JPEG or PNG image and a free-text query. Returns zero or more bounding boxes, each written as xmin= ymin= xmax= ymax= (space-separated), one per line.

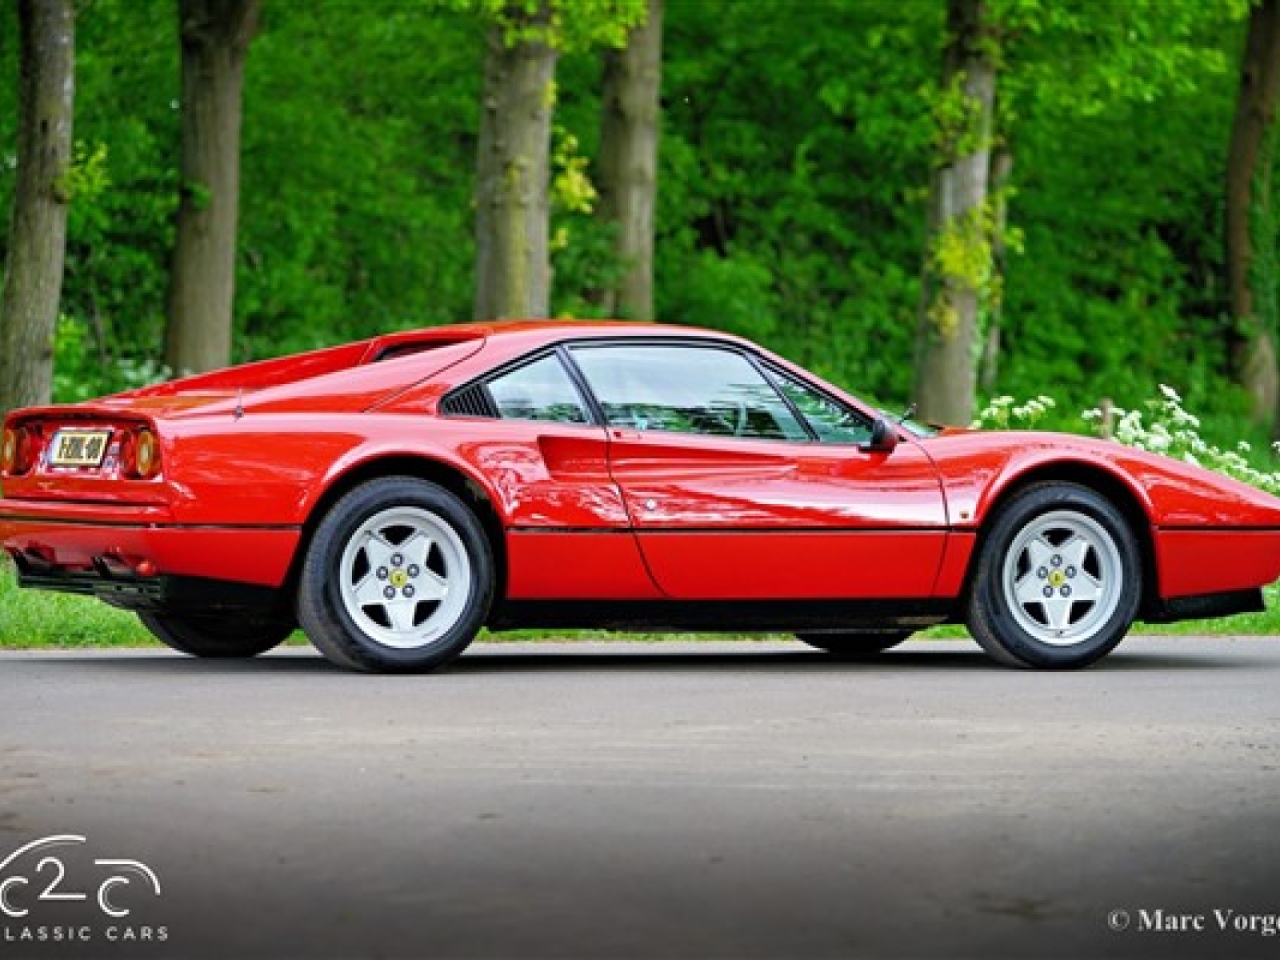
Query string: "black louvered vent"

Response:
xmin=440 ymin=383 xmax=498 ymax=418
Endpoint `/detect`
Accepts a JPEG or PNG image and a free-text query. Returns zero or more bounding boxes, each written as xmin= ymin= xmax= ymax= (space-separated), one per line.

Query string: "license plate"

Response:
xmin=49 ymin=429 xmax=112 ymax=468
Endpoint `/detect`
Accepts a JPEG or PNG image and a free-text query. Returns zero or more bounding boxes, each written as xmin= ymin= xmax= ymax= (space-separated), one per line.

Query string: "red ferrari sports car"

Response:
xmin=3 ymin=321 xmax=1280 ymax=672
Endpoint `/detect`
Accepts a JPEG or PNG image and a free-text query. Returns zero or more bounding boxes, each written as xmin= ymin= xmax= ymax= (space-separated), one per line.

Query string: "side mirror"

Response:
xmin=860 ymin=416 xmax=899 ymax=454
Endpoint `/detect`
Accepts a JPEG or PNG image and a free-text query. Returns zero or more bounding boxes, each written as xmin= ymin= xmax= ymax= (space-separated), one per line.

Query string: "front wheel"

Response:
xmin=966 ymin=483 xmax=1141 ymax=669
xmin=297 ymin=477 xmax=494 ymax=673
xmin=139 ymin=612 xmax=293 ymax=658
xmin=796 ymin=630 xmax=912 ymax=656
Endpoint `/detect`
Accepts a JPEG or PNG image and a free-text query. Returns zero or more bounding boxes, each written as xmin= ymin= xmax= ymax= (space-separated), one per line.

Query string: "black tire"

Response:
xmin=796 ymin=630 xmax=912 ymax=656
xmin=296 ymin=477 xmax=494 ymax=673
xmin=966 ymin=483 xmax=1141 ymax=670
xmin=138 ymin=612 xmax=293 ymax=658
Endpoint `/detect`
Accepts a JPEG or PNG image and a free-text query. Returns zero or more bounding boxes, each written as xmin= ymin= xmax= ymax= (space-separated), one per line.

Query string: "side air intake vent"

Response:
xmin=440 ymin=383 xmax=498 ymax=418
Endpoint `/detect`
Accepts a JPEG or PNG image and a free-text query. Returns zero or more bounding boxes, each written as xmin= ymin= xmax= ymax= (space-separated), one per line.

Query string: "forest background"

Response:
xmin=2 ymin=0 xmax=1279 ymax=445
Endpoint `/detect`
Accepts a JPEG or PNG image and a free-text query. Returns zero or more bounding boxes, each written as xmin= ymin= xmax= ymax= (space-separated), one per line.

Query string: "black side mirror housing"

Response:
xmin=860 ymin=416 xmax=899 ymax=454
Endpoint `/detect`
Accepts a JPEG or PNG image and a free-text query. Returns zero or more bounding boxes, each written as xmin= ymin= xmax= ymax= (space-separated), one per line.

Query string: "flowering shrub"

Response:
xmin=975 ymin=385 xmax=1280 ymax=496
xmin=1081 ymin=386 xmax=1280 ymax=496
xmin=973 ymin=394 xmax=1057 ymax=429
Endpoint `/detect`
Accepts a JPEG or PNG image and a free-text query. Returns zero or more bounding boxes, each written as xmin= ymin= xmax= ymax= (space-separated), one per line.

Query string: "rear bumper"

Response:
xmin=0 ymin=500 xmax=299 ymax=588
xmin=11 ymin=564 xmax=288 ymax=617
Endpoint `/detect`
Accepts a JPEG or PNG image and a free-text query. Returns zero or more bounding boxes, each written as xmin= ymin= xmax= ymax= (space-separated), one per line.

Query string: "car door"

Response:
xmin=566 ymin=342 xmax=949 ymax=600
xmin=446 ymin=350 xmax=659 ymax=600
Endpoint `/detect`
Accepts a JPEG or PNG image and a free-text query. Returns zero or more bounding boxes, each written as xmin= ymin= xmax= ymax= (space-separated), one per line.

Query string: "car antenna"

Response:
xmin=897 ymin=402 xmax=917 ymax=424
xmin=234 ymin=389 xmax=244 ymax=421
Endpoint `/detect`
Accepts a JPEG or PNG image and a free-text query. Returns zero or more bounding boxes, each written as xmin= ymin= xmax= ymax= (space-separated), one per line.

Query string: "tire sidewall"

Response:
xmin=299 ymin=478 xmax=494 ymax=672
xmin=970 ymin=484 xmax=1141 ymax=669
xmin=139 ymin=612 xmax=293 ymax=658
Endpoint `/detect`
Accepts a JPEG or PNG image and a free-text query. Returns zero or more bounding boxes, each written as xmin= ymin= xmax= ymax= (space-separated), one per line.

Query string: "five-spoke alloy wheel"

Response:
xmin=298 ymin=477 xmax=494 ymax=673
xmin=967 ymin=483 xmax=1141 ymax=669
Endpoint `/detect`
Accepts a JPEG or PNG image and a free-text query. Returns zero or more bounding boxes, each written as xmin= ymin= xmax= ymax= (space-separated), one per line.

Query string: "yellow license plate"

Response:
xmin=50 ymin=429 xmax=112 ymax=468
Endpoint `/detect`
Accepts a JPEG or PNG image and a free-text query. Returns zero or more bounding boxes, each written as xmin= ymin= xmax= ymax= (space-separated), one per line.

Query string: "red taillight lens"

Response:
xmin=136 ymin=430 xmax=159 ymax=477
xmin=0 ymin=427 xmax=15 ymax=473
xmin=121 ymin=428 xmax=161 ymax=479
xmin=1 ymin=425 xmax=37 ymax=475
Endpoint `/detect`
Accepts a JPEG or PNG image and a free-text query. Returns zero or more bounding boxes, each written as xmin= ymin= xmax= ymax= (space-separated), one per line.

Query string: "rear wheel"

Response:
xmin=796 ymin=630 xmax=912 ymax=656
xmin=139 ymin=613 xmax=293 ymax=658
xmin=966 ymin=483 xmax=1141 ymax=669
xmin=297 ymin=477 xmax=494 ymax=673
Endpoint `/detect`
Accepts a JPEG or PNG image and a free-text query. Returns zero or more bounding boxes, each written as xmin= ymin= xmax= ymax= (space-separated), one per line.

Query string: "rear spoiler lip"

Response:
xmin=4 ymin=406 xmax=158 ymax=429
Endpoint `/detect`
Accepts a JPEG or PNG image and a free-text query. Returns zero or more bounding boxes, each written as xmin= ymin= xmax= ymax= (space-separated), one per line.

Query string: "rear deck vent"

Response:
xmin=440 ymin=384 xmax=498 ymax=419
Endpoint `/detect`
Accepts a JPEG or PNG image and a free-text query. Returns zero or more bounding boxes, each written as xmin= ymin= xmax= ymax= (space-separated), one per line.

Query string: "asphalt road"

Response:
xmin=1 ymin=637 xmax=1278 ymax=960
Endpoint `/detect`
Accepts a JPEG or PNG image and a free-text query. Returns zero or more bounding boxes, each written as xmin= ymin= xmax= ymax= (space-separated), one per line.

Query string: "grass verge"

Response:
xmin=2 ymin=561 xmax=1278 ymax=649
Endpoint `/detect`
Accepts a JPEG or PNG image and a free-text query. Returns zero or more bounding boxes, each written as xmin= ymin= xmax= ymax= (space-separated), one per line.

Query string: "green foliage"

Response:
xmin=438 ymin=0 xmax=646 ymax=50
xmin=653 ymin=0 xmax=938 ymax=397
xmin=52 ymin=315 xmax=169 ymax=402
xmin=52 ymin=141 xmax=110 ymax=204
xmin=994 ymin=0 xmax=1247 ymax=115
xmin=550 ymin=125 xmax=596 ymax=217
xmin=928 ymin=72 xmax=991 ymax=162
xmin=0 ymin=0 xmax=1271 ymax=464
xmin=235 ymin=3 xmax=483 ymax=355
xmin=181 ymin=178 xmax=212 ymax=212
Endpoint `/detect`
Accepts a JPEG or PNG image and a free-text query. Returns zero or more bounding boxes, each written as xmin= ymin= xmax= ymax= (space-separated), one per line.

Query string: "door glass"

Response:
xmin=487 ymin=353 xmax=590 ymax=423
xmin=571 ymin=344 xmax=809 ymax=441
xmin=767 ymin=368 xmax=872 ymax=444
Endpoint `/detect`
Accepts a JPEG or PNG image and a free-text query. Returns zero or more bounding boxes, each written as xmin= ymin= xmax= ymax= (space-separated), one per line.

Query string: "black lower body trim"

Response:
xmin=14 ymin=565 xmax=285 ymax=618
xmin=1143 ymin=589 xmax=1264 ymax=624
xmin=489 ymin=598 xmax=954 ymax=633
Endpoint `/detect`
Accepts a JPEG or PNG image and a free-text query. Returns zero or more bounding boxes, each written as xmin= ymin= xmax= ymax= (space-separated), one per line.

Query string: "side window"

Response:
xmin=487 ymin=354 xmax=590 ymax=424
xmin=570 ymin=344 xmax=809 ymax=441
xmin=767 ymin=368 xmax=872 ymax=444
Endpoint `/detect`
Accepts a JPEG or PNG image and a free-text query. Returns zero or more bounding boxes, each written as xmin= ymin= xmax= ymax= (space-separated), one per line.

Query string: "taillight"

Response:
xmin=0 ymin=427 xmax=15 ymax=472
xmin=121 ymin=428 xmax=161 ymax=479
xmin=1 ymin=425 xmax=37 ymax=476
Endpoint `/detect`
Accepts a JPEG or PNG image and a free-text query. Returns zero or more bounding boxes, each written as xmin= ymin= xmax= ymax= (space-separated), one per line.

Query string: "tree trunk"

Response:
xmin=978 ymin=146 xmax=1012 ymax=394
xmin=165 ymin=0 xmax=261 ymax=377
xmin=0 ymin=0 xmax=74 ymax=418
xmin=912 ymin=0 xmax=996 ymax=426
xmin=474 ymin=3 xmax=558 ymax=321
xmin=1225 ymin=0 xmax=1280 ymax=426
xmin=596 ymin=0 xmax=663 ymax=319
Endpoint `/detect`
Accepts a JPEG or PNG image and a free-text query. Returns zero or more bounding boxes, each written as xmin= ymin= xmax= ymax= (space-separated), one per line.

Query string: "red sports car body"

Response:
xmin=3 ymin=321 xmax=1279 ymax=671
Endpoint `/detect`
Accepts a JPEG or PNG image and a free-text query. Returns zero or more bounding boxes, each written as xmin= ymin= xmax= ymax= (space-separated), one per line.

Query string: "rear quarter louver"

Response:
xmin=440 ymin=383 xmax=498 ymax=418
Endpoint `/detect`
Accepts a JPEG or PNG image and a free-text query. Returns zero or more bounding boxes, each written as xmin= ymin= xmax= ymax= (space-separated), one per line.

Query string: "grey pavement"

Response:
xmin=1 ymin=637 xmax=1278 ymax=960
